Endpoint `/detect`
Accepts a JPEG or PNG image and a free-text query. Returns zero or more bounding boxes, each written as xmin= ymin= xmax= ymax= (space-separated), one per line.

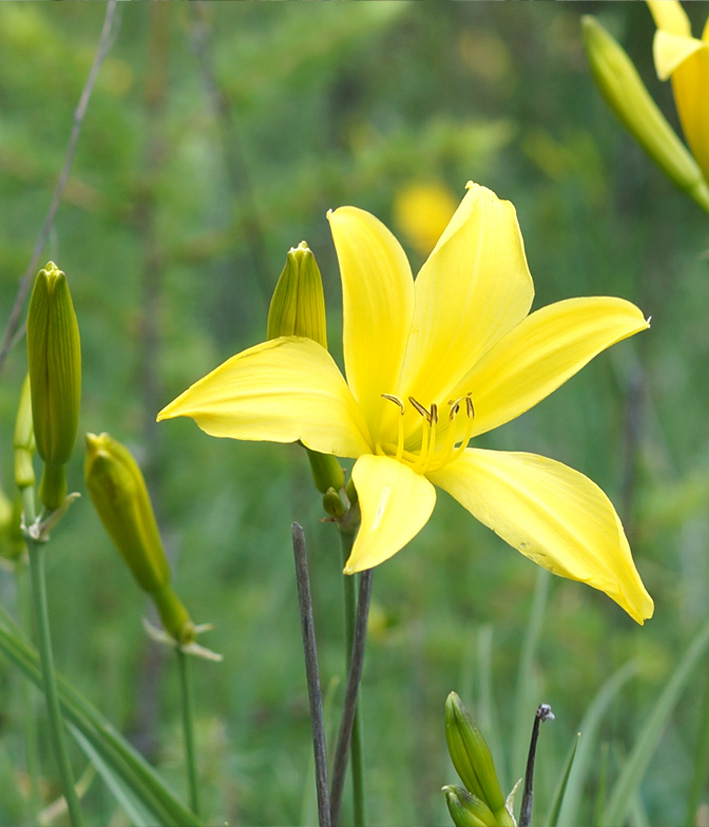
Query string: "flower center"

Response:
xmin=375 ymin=392 xmax=476 ymax=475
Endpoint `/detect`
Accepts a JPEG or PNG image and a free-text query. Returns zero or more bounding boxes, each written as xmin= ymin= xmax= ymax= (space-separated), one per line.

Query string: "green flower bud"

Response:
xmin=308 ymin=450 xmax=345 ymax=494
xmin=442 ymin=785 xmax=497 ymax=827
xmin=85 ymin=432 xmax=193 ymax=643
xmin=267 ymin=241 xmax=328 ymax=348
xmin=13 ymin=374 xmax=36 ymax=491
xmin=582 ymin=16 xmax=709 ymax=213
xmin=323 ymin=486 xmax=346 ymax=518
xmin=27 ymin=262 xmax=81 ymax=509
xmin=445 ymin=693 xmax=511 ymax=824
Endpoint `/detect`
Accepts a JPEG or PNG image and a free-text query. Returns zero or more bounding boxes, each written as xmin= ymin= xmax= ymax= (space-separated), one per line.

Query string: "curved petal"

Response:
xmin=653 ymin=30 xmax=705 ymax=80
xmin=345 ymin=454 xmax=436 ymax=573
xmin=429 ymin=449 xmax=653 ymax=624
xmin=647 ymin=1 xmax=691 ymax=38
xmin=328 ymin=206 xmax=415 ymax=437
xmin=158 ymin=337 xmax=372 ymax=458
xmin=449 ymin=296 xmax=649 ymax=439
xmin=400 ymin=183 xmax=534 ymax=407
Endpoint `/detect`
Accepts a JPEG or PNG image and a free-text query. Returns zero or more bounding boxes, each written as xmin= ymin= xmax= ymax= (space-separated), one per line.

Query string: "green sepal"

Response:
xmin=267 ymin=241 xmax=328 ymax=348
xmin=13 ymin=373 xmax=36 ymax=491
xmin=443 ymin=785 xmax=497 ymax=827
xmin=445 ymin=692 xmax=507 ymax=814
xmin=27 ymin=263 xmax=82 ymax=473
xmin=582 ymin=16 xmax=709 ymax=214
xmin=85 ymin=432 xmax=170 ymax=592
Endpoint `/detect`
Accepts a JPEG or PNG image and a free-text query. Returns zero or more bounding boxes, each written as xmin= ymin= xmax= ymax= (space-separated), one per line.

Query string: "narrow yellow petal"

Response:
xmin=653 ymin=30 xmax=706 ymax=80
xmin=429 ymin=449 xmax=653 ymax=624
xmin=400 ymin=183 xmax=534 ymax=408
xmin=344 ymin=454 xmax=436 ymax=573
xmin=328 ymin=207 xmax=415 ymax=438
xmin=654 ymin=31 xmax=709 ymax=182
xmin=450 ymin=296 xmax=649 ymax=439
xmin=158 ymin=337 xmax=372 ymax=458
xmin=647 ymin=0 xmax=691 ymax=37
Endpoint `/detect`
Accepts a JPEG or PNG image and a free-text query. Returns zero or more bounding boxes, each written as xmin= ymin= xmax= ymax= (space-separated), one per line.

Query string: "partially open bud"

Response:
xmin=267 ymin=241 xmax=328 ymax=348
xmin=582 ymin=16 xmax=709 ymax=213
xmin=13 ymin=374 xmax=36 ymax=491
xmin=442 ymin=785 xmax=497 ymax=827
xmin=445 ymin=692 xmax=514 ymax=827
xmin=27 ymin=262 xmax=81 ymax=510
xmin=85 ymin=432 xmax=194 ymax=644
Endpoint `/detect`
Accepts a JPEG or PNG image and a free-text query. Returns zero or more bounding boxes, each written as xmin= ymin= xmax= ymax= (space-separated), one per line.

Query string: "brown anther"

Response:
xmin=430 ymin=403 xmax=439 ymax=424
xmin=382 ymin=393 xmax=405 ymax=415
xmin=408 ymin=396 xmax=433 ymax=424
xmin=465 ymin=394 xmax=475 ymax=419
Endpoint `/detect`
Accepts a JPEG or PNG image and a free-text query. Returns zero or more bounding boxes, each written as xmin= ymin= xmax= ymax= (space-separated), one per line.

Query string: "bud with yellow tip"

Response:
xmin=582 ymin=16 xmax=709 ymax=214
xmin=27 ymin=262 xmax=82 ymax=510
xmin=85 ymin=432 xmax=194 ymax=645
xmin=13 ymin=374 xmax=36 ymax=491
xmin=267 ymin=241 xmax=328 ymax=348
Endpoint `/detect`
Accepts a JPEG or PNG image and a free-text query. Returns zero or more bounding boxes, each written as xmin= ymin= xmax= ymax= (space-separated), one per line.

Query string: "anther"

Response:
xmin=465 ymin=393 xmax=475 ymax=419
xmin=382 ymin=393 xmax=405 ymax=415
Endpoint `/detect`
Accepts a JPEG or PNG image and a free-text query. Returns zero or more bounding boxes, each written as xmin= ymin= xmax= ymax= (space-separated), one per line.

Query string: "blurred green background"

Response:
xmin=1 ymin=2 xmax=709 ymax=825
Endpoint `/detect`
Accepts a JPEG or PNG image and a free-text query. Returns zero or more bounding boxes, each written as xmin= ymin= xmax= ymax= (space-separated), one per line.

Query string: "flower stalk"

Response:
xmin=176 ymin=647 xmax=200 ymax=817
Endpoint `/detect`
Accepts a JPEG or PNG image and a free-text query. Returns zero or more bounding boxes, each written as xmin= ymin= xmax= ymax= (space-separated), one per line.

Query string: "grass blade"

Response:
xmin=603 ymin=617 xmax=709 ymax=827
xmin=545 ymin=732 xmax=580 ymax=827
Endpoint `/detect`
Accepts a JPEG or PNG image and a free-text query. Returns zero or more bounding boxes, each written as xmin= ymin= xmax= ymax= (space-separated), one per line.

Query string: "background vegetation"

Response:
xmin=1 ymin=3 xmax=708 ymax=825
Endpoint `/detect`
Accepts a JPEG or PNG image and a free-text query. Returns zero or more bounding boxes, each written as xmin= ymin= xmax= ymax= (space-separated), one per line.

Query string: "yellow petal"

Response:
xmin=158 ymin=337 xmax=371 ymax=458
xmin=328 ymin=207 xmax=415 ymax=438
xmin=400 ymin=183 xmax=534 ymax=408
xmin=450 ymin=296 xmax=649 ymax=439
xmin=653 ymin=29 xmax=706 ymax=80
xmin=344 ymin=454 xmax=436 ymax=572
xmin=429 ymin=449 xmax=653 ymax=624
xmin=647 ymin=0 xmax=691 ymax=37
xmin=654 ymin=30 xmax=709 ymax=181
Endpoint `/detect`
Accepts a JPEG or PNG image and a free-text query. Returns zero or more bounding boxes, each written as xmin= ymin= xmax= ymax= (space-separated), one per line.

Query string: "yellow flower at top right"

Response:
xmin=648 ymin=1 xmax=709 ymax=183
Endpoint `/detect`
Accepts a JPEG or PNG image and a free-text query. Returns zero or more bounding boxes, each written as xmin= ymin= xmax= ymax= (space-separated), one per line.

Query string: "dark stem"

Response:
xmin=519 ymin=703 xmax=554 ymax=827
xmin=330 ymin=565 xmax=373 ymax=827
xmin=291 ymin=523 xmax=331 ymax=827
xmin=0 ymin=0 xmax=120 ymax=378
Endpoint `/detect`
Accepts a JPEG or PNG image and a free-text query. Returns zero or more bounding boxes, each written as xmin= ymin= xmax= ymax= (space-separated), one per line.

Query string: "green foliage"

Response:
xmin=1 ymin=3 xmax=709 ymax=826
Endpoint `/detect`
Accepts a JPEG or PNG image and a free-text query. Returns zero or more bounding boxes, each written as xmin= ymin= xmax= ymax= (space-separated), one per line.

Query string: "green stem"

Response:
xmin=338 ymin=530 xmax=366 ymax=827
xmin=24 ymin=489 xmax=83 ymax=826
xmin=15 ymin=560 xmax=42 ymax=819
xmin=177 ymin=647 xmax=200 ymax=817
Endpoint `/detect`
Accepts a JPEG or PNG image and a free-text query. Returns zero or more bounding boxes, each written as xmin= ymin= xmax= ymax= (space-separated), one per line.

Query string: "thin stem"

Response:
xmin=0 ymin=0 xmax=120 ymax=378
xmin=26 ymin=521 xmax=83 ymax=826
xmin=176 ymin=647 xmax=200 ymax=817
xmin=330 ymin=529 xmax=373 ymax=827
xmin=291 ymin=523 xmax=331 ymax=827
xmin=519 ymin=703 xmax=554 ymax=827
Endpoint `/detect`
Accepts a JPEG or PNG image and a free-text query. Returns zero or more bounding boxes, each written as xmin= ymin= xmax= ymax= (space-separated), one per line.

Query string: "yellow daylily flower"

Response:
xmin=648 ymin=1 xmax=709 ymax=183
xmin=159 ymin=183 xmax=653 ymax=624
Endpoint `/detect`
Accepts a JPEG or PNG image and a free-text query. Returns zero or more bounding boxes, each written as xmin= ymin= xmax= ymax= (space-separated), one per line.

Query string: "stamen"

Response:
xmin=382 ymin=393 xmax=405 ymax=461
xmin=409 ymin=396 xmax=432 ymax=424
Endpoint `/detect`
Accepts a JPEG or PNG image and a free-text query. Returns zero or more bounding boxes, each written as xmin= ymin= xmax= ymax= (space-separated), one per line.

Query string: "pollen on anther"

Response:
xmin=465 ymin=394 xmax=475 ymax=419
xmin=409 ymin=396 xmax=431 ymax=423
xmin=382 ymin=393 xmax=405 ymax=415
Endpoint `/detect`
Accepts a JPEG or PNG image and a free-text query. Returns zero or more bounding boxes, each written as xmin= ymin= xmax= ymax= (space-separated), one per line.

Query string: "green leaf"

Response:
xmin=545 ymin=732 xmax=579 ymax=827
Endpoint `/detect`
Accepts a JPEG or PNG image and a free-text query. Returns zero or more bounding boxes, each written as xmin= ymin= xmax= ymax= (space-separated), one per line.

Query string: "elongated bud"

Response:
xmin=445 ymin=693 xmax=514 ymax=826
xmin=13 ymin=374 xmax=36 ymax=491
xmin=308 ymin=450 xmax=345 ymax=494
xmin=27 ymin=262 xmax=82 ymax=509
xmin=582 ymin=16 xmax=709 ymax=213
xmin=442 ymin=785 xmax=497 ymax=827
xmin=267 ymin=241 xmax=328 ymax=348
xmin=85 ymin=432 xmax=194 ymax=644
